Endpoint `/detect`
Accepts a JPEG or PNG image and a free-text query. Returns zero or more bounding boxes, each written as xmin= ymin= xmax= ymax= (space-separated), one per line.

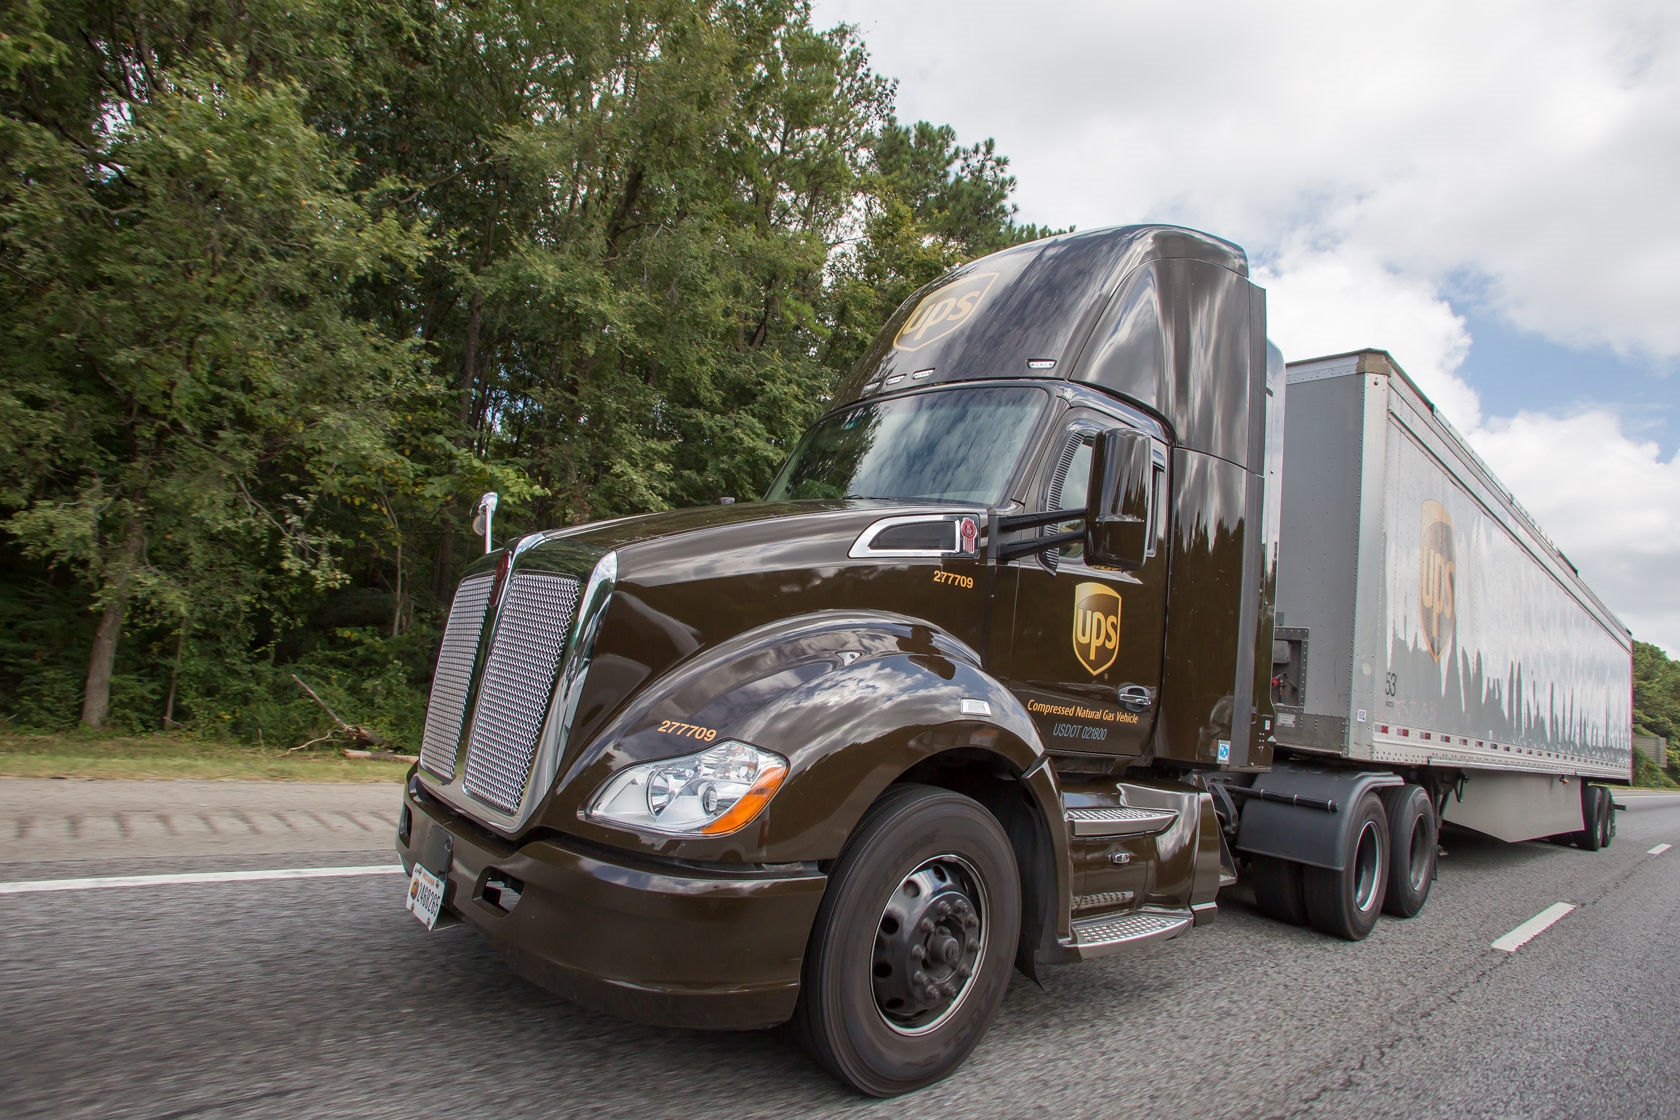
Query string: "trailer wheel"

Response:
xmin=1576 ymin=783 xmax=1604 ymax=851
xmin=1248 ymin=855 xmax=1307 ymax=925
xmin=1378 ymin=785 xmax=1436 ymax=918
xmin=1303 ymin=792 xmax=1389 ymax=940
xmin=1596 ymin=786 xmax=1614 ymax=849
xmin=794 ymin=783 xmax=1020 ymax=1097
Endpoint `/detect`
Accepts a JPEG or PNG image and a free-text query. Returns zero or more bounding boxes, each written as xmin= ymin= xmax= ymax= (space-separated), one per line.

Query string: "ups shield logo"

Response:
xmin=1419 ymin=500 xmax=1456 ymax=663
xmin=893 ymin=272 xmax=998 ymax=352
xmin=1072 ymin=582 xmax=1123 ymax=676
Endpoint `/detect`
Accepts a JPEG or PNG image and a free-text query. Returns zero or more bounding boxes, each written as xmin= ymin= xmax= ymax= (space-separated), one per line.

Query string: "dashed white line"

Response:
xmin=0 ymin=864 xmax=404 ymax=896
xmin=1491 ymin=902 xmax=1576 ymax=952
xmin=1650 ymin=843 xmax=1673 ymax=856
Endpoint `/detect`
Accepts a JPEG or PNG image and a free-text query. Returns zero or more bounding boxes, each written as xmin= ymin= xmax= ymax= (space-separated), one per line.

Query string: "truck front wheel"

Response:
xmin=1302 ymin=792 xmax=1389 ymax=940
xmin=795 ymin=783 xmax=1021 ymax=1097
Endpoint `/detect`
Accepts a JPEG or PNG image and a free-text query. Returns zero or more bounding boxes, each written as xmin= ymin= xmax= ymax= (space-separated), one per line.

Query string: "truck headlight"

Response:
xmin=588 ymin=741 xmax=788 ymax=836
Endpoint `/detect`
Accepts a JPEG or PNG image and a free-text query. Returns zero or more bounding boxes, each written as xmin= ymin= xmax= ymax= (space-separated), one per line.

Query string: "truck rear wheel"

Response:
xmin=1379 ymin=784 xmax=1436 ymax=918
xmin=1302 ymin=792 xmax=1388 ymax=940
xmin=1248 ymin=855 xmax=1307 ymax=925
xmin=1577 ymin=783 xmax=1604 ymax=851
xmin=1596 ymin=786 xmax=1614 ymax=849
xmin=795 ymin=783 xmax=1020 ymax=1097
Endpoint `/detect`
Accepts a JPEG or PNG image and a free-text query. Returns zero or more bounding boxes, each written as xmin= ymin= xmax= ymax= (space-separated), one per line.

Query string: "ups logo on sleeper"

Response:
xmin=1072 ymin=582 xmax=1123 ymax=676
xmin=892 ymin=272 xmax=998 ymax=352
xmin=1419 ymin=500 xmax=1456 ymax=663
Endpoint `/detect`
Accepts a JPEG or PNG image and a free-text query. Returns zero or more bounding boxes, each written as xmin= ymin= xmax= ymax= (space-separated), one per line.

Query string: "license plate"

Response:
xmin=406 ymin=864 xmax=446 ymax=931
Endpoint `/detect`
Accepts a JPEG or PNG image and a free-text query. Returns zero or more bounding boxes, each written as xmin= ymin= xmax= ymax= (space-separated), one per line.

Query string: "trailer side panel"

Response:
xmin=1277 ymin=351 xmax=1633 ymax=787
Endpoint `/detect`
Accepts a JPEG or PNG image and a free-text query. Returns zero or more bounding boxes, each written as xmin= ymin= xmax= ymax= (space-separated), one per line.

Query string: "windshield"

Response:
xmin=765 ymin=386 xmax=1049 ymax=504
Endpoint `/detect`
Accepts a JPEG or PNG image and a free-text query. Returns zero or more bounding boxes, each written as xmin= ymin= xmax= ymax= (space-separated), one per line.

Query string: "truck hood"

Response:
xmin=536 ymin=497 xmax=890 ymax=553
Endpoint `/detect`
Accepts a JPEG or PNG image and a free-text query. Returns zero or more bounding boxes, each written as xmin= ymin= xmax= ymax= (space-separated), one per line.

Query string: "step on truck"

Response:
xmin=393 ymin=225 xmax=1634 ymax=1096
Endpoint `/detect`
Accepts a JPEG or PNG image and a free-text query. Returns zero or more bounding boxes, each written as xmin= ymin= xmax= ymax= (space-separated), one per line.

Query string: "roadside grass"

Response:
xmin=0 ymin=730 xmax=411 ymax=782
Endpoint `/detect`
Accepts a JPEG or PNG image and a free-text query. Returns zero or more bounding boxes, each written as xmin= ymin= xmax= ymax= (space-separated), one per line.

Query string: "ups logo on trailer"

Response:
xmin=1419 ymin=500 xmax=1456 ymax=663
xmin=892 ymin=272 xmax=998 ymax=352
xmin=1073 ymin=582 xmax=1123 ymax=676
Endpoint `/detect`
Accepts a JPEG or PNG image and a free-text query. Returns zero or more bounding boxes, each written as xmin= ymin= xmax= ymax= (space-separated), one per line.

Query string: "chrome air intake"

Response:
xmin=418 ymin=573 xmax=495 ymax=780
xmin=462 ymin=571 xmax=580 ymax=814
xmin=416 ymin=540 xmax=617 ymax=837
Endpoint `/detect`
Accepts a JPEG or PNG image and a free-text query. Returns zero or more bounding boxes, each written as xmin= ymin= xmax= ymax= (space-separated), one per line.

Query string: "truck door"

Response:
xmin=1006 ymin=411 xmax=1169 ymax=761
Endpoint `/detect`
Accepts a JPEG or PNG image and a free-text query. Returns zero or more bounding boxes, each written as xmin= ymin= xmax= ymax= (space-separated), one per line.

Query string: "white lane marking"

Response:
xmin=0 ymin=864 xmax=404 ymax=896
xmin=1491 ymin=902 xmax=1576 ymax=952
xmin=1650 ymin=843 xmax=1673 ymax=856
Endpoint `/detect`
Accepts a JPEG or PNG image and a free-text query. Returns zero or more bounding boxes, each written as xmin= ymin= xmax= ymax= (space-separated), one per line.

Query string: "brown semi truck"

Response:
xmin=394 ymin=225 xmax=1633 ymax=1096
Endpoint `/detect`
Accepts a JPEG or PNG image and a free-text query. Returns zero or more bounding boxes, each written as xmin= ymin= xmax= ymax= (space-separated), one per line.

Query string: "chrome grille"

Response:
xmin=462 ymin=570 xmax=580 ymax=814
xmin=418 ymin=573 xmax=495 ymax=780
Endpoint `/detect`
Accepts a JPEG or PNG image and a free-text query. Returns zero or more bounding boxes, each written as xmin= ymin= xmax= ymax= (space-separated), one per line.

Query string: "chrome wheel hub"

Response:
xmin=872 ymin=855 xmax=987 ymax=1035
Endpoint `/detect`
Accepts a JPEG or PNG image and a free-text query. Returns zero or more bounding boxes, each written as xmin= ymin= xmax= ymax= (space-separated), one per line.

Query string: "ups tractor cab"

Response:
xmin=393 ymin=225 xmax=1276 ymax=1094
xmin=396 ymin=224 xmax=1324 ymax=1095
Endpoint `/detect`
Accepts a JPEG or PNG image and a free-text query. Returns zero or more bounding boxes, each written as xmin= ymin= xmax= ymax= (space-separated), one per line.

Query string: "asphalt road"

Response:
xmin=3 ymin=782 xmax=1678 ymax=1120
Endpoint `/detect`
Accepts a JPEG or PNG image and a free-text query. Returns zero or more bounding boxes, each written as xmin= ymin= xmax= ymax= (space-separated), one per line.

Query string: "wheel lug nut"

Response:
xmin=964 ymin=915 xmax=979 ymax=929
xmin=918 ymin=917 xmax=934 ymax=933
xmin=910 ymin=945 xmax=925 ymax=961
xmin=937 ymin=900 xmax=951 ymax=917
xmin=912 ymin=969 xmax=926 ymax=985
xmin=966 ymin=938 xmax=979 ymax=951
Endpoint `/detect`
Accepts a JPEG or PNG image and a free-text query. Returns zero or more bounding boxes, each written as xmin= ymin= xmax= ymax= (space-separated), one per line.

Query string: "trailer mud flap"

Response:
xmin=1233 ymin=765 xmax=1403 ymax=871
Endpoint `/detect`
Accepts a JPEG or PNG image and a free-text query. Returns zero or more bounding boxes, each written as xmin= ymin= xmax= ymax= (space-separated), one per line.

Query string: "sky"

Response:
xmin=812 ymin=0 xmax=1680 ymax=656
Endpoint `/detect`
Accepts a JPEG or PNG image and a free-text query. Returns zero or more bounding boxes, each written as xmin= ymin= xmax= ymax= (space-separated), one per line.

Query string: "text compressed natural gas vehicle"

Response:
xmin=394 ymin=226 xmax=1633 ymax=1095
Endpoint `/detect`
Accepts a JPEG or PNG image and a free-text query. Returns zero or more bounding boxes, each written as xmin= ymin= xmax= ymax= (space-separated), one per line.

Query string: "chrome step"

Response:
xmin=1074 ymin=890 xmax=1137 ymax=912
xmin=1065 ymin=908 xmax=1193 ymax=959
xmin=1065 ymin=806 xmax=1179 ymax=838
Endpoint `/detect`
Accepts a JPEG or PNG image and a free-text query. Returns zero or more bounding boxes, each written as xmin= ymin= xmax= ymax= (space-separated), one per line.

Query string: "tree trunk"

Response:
xmin=459 ymin=287 xmax=483 ymax=426
xmin=81 ymin=517 xmax=145 ymax=729
xmin=162 ymin=622 xmax=187 ymax=728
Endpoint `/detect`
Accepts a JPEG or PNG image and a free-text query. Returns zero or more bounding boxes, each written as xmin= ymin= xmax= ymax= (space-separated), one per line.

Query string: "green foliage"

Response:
xmin=1632 ymin=640 xmax=1680 ymax=787
xmin=0 ymin=0 xmax=1041 ymax=743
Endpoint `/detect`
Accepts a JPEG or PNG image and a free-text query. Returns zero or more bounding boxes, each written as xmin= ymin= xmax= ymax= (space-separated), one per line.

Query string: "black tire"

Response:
xmin=1379 ymin=784 xmax=1437 ymax=918
xmin=1577 ymin=783 xmax=1603 ymax=851
xmin=1248 ymin=855 xmax=1307 ymax=926
xmin=795 ymin=783 xmax=1021 ymax=1097
xmin=1597 ymin=786 xmax=1614 ymax=849
xmin=1302 ymin=792 xmax=1389 ymax=940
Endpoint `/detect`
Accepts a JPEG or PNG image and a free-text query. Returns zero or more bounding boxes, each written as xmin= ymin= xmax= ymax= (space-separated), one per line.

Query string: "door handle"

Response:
xmin=1116 ymin=684 xmax=1153 ymax=712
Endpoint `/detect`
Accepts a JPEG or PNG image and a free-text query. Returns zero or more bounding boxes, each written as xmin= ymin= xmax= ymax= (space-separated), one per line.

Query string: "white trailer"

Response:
xmin=1269 ymin=349 xmax=1633 ymax=849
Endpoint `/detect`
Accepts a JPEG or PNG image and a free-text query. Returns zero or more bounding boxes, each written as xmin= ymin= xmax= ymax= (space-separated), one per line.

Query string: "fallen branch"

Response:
xmin=290 ymin=674 xmax=386 ymax=749
xmin=342 ymin=748 xmax=420 ymax=763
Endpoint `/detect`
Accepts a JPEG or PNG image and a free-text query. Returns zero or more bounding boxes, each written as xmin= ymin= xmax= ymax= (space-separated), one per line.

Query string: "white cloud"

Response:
xmin=816 ymin=0 xmax=1680 ymax=361
xmin=1256 ymin=247 xmax=1480 ymax=429
xmin=1468 ymin=411 xmax=1680 ymax=657
xmin=815 ymin=0 xmax=1680 ymax=652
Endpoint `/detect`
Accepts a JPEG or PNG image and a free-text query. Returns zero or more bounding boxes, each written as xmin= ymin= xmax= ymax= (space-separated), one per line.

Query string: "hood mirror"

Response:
xmin=1086 ymin=428 xmax=1150 ymax=570
xmin=471 ymin=492 xmax=499 ymax=554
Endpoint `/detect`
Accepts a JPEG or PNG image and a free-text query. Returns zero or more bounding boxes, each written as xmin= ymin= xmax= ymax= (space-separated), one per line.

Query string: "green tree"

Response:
xmin=1 ymin=8 xmax=433 ymax=727
xmin=1632 ymin=640 xmax=1680 ymax=783
xmin=820 ymin=115 xmax=1061 ymax=379
xmin=0 ymin=0 xmax=1042 ymax=742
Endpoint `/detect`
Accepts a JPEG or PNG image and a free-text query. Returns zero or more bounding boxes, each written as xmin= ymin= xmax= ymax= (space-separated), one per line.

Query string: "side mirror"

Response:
xmin=472 ymin=492 xmax=499 ymax=554
xmin=1086 ymin=428 xmax=1151 ymax=570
